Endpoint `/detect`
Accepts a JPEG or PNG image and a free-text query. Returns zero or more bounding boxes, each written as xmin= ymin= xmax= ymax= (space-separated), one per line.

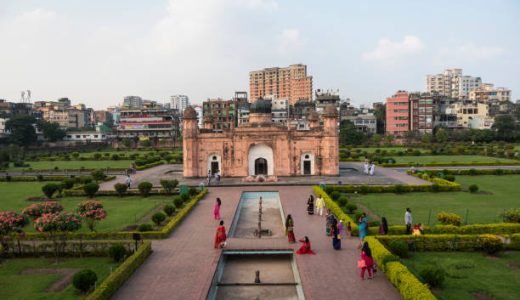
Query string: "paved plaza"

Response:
xmin=114 ymin=186 xmax=401 ymax=300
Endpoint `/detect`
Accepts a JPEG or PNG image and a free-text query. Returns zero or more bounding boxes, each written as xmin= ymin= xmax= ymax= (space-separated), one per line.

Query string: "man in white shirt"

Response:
xmin=405 ymin=208 xmax=412 ymax=234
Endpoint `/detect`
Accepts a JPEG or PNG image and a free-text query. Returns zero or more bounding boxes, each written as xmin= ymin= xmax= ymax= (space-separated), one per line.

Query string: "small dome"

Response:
xmin=308 ymin=110 xmax=319 ymax=121
xmin=250 ymin=98 xmax=272 ymax=114
xmin=183 ymin=106 xmax=197 ymax=119
xmin=322 ymin=105 xmax=338 ymax=117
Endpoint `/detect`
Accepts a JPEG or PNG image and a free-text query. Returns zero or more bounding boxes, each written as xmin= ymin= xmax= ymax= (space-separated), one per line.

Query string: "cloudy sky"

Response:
xmin=0 ymin=0 xmax=518 ymax=109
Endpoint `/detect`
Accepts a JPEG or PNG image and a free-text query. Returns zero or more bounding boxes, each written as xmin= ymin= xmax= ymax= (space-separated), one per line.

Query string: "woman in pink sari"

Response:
xmin=214 ymin=220 xmax=227 ymax=248
xmin=296 ymin=236 xmax=316 ymax=255
xmin=213 ymin=198 xmax=221 ymax=220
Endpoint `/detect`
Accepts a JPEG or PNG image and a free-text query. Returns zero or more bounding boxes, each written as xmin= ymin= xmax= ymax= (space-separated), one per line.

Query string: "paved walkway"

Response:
xmin=113 ymin=186 xmax=401 ymax=300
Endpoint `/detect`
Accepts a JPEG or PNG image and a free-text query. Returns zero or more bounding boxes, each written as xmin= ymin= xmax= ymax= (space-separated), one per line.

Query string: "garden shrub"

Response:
xmin=436 ymin=212 xmax=462 ymax=226
xmin=111 ymin=154 xmax=120 ymax=161
xmin=336 ymin=196 xmax=348 ymax=207
xmin=188 ymin=187 xmax=198 ymax=197
xmin=501 ymin=208 xmax=520 ymax=223
xmin=345 ymin=203 xmax=357 ymax=214
xmin=108 ymin=244 xmax=127 ymax=262
xmin=163 ymin=204 xmax=176 ymax=216
xmin=37 ymin=174 xmax=44 ymax=181
xmin=73 ymin=269 xmax=97 ymax=293
xmin=394 ymin=184 xmax=406 ymax=194
xmin=114 ymin=183 xmax=128 ymax=197
xmin=469 ymin=184 xmax=479 ymax=193
xmin=388 ymin=240 xmax=409 ymax=258
xmin=93 ymin=153 xmax=102 ymax=160
xmin=431 ymin=183 xmax=440 ymax=193
xmin=91 ymin=170 xmax=106 ymax=181
xmin=445 ymin=175 xmax=455 ymax=182
xmin=173 ymin=196 xmax=184 ymax=208
xmin=180 ymin=193 xmax=190 ymax=202
xmin=41 ymin=183 xmax=59 ymax=198
xmin=477 ymin=234 xmax=503 ymax=255
xmin=137 ymin=181 xmax=153 ymax=197
xmin=419 ymin=264 xmax=445 ymax=288
xmin=138 ymin=223 xmax=153 ymax=232
xmin=83 ymin=182 xmax=100 ymax=198
xmin=152 ymin=212 xmax=166 ymax=226
xmin=62 ymin=178 xmax=75 ymax=189
xmin=468 ymin=168 xmax=477 ymax=176
xmin=330 ymin=191 xmax=341 ymax=201
xmin=359 ymin=185 xmax=370 ymax=194
xmin=79 ymin=176 xmax=93 ymax=185
xmin=160 ymin=179 xmax=178 ymax=194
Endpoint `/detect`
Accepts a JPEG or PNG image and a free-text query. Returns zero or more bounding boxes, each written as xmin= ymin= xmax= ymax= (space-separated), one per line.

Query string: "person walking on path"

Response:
xmin=296 ymin=236 xmax=316 ymax=255
xmin=405 ymin=208 xmax=413 ymax=234
xmin=363 ymin=160 xmax=369 ymax=175
xmin=213 ymin=198 xmax=221 ymax=220
xmin=331 ymin=218 xmax=341 ymax=250
xmin=338 ymin=220 xmax=346 ymax=238
xmin=369 ymin=162 xmax=375 ymax=176
xmin=358 ymin=214 xmax=368 ymax=247
xmin=207 ymin=170 xmax=212 ymax=186
xmin=359 ymin=242 xmax=375 ymax=280
xmin=214 ymin=220 xmax=227 ymax=249
xmin=346 ymin=221 xmax=352 ymax=238
xmin=315 ymin=195 xmax=325 ymax=216
xmin=215 ymin=171 xmax=221 ymax=185
xmin=285 ymin=214 xmax=296 ymax=243
xmin=379 ymin=217 xmax=389 ymax=235
xmin=126 ymin=175 xmax=132 ymax=189
xmin=326 ymin=211 xmax=335 ymax=236
xmin=307 ymin=195 xmax=315 ymax=215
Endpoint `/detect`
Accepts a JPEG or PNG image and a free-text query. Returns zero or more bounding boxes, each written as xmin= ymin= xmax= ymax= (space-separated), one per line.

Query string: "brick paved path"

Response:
xmin=113 ymin=186 xmax=401 ymax=300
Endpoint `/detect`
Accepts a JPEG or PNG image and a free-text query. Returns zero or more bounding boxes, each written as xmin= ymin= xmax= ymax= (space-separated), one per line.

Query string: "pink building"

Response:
xmin=385 ymin=90 xmax=409 ymax=136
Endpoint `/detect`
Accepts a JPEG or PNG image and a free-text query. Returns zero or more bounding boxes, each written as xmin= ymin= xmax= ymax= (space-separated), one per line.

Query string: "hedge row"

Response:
xmin=63 ymin=187 xmax=178 ymax=197
xmin=1 ymin=240 xmax=135 ymax=257
xmin=365 ymin=237 xmax=436 ymax=300
xmin=0 ymin=175 xmax=73 ymax=182
xmin=325 ymin=180 xmax=460 ymax=194
xmin=86 ymin=241 xmax=152 ymax=300
xmin=377 ymin=234 xmax=520 ymax=252
xmin=382 ymin=161 xmax=520 ymax=168
xmin=368 ymin=223 xmax=520 ymax=236
xmin=135 ymin=161 xmax=164 ymax=171
xmin=419 ymin=169 xmax=520 ymax=176
xmin=313 ymin=186 xmax=359 ymax=235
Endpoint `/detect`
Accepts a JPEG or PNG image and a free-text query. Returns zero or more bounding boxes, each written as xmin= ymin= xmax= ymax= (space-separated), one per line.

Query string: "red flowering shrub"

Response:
xmin=0 ymin=211 xmax=29 ymax=235
xmin=23 ymin=202 xmax=63 ymax=219
xmin=42 ymin=201 xmax=64 ymax=214
xmin=77 ymin=200 xmax=107 ymax=232
xmin=34 ymin=212 xmax=82 ymax=233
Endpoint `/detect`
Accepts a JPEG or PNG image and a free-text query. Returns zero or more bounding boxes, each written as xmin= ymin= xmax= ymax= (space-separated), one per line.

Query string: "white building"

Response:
xmin=446 ymin=102 xmax=493 ymax=129
xmin=0 ymin=117 xmax=8 ymax=136
xmin=123 ymin=96 xmax=143 ymax=109
xmin=64 ymin=131 xmax=108 ymax=143
xmin=193 ymin=105 xmax=203 ymax=128
xmin=427 ymin=68 xmax=481 ymax=99
xmin=171 ymin=95 xmax=189 ymax=112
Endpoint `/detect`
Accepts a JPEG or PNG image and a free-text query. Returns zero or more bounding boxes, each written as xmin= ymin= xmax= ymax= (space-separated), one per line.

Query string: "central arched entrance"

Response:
xmin=254 ymin=158 xmax=268 ymax=175
xmin=248 ymin=144 xmax=274 ymax=176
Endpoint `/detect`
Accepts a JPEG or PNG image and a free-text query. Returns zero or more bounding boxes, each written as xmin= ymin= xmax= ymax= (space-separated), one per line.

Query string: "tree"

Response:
xmin=492 ymin=115 xmax=517 ymax=142
xmin=421 ymin=133 xmax=432 ymax=144
xmin=339 ymin=120 xmax=367 ymax=146
xmin=34 ymin=212 xmax=82 ymax=260
xmin=371 ymin=134 xmax=382 ymax=145
xmin=385 ymin=134 xmax=395 ymax=145
xmin=374 ymin=104 xmax=386 ymax=134
xmin=37 ymin=121 xmax=66 ymax=142
xmin=5 ymin=115 xmax=37 ymax=147
xmin=77 ymin=200 xmax=107 ymax=232
xmin=435 ymin=128 xmax=448 ymax=143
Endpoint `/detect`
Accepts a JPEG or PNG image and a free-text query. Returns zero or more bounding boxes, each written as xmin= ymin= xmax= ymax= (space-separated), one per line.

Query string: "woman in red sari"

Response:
xmin=296 ymin=236 xmax=315 ymax=255
xmin=213 ymin=198 xmax=221 ymax=220
xmin=214 ymin=220 xmax=227 ymax=249
xmin=285 ymin=214 xmax=296 ymax=243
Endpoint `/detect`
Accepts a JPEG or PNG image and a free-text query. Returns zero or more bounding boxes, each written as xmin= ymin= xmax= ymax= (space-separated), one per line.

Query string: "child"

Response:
xmin=346 ymin=221 xmax=352 ymax=238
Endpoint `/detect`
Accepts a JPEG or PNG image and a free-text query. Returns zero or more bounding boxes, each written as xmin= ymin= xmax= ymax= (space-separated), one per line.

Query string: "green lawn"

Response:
xmin=9 ymin=160 xmax=135 ymax=171
xmin=0 ymin=182 xmax=165 ymax=232
xmin=402 ymin=252 xmax=520 ymax=300
xmin=351 ymin=175 xmax=520 ymax=225
xmin=347 ymin=147 xmax=429 ymax=153
xmin=391 ymin=155 xmax=517 ymax=165
xmin=73 ymin=149 xmax=182 ymax=159
xmin=0 ymin=257 xmax=118 ymax=300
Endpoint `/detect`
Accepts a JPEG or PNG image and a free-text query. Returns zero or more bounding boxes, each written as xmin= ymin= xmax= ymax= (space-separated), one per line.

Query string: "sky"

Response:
xmin=0 ymin=0 xmax=519 ymax=109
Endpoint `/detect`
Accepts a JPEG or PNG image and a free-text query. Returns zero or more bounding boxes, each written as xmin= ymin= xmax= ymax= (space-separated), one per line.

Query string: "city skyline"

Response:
xmin=0 ymin=0 xmax=518 ymax=109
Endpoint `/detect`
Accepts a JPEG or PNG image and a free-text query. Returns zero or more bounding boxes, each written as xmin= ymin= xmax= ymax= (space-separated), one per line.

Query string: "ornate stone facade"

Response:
xmin=182 ymin=99 xmax=339 ymax=178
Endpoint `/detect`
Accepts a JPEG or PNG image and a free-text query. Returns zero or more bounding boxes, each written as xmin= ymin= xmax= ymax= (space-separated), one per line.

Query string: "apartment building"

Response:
xmin=315 ymin=89 xmax=340 ymax=114
xmin=469 ymin=84 xmax=511 ymax=103
xmin=427 ymin=68 xmax=481 ymax=99
xmin=117 ymin=108 xmax=178 ymax=139
xmin=446 ymin=102 xmax=493 ymax=129
xmin=171 ymin=95 xmax=189 ymax=112
xmin=409 ymin=93 xmax=436 ymax=134
xmin=344 ymin=113 xmax=377 ymax=134
xmin=249 ymin=64 xmax=313 ymax=105
xmin=202 ymin=98 xmax=237 ymax=130
xmin=123 ymin=96 xmax=143 ymax=109
xmin=385 ymin=90 xmax=409 ymax=136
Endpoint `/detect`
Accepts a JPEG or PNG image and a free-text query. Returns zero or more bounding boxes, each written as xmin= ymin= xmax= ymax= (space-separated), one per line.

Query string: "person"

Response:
xmin=213 ymin=198 xmax=221 ymax=220
xmin=315 ymin=195 xmax=325 ymax=216
xmin=410 ymin=165 xmax=416 ymax=174
xmin=326 ymin=211 xmax=335 ymax=236
xmin=369 ymin=162 xmax=375 ymax=176
xmin=215 ymin=171 xmax=221 ymax=184
xmin=346 ymin=221 xmax=352 ymax=238
xmin=363 ymin=160 xmax=369 ymax=175
xmin=359 ymin=213 xmax=369 ymax=231
xmin=405 ymin=208 xmax=413 ymax=234
xmin=379 ymin=217 xmax=389 ymax=235
xmin=338 ymin=220 xmax=346 ymax=239
xmin=358 ymin=219 xmax=367 ymax=247
xmin=307 ymin=195 xmax=314 ymax=215
xmin=359 ymin=242 xmax=375 ymax=280
xmin=296 ymin=236 xmax=316 ymax=255
xmin=412 ymin=223 xmax=423 ymax=236
xmin=126 ymin=175 xmax=132 ymax=189
xmin=207 ymin=169 xmax=212 ymax=186
xmin=131 ymin=163 xmax=136 ymax=174
xmin=285 ymin=214 xmax=296 ymax=243
xmin=331 ymin=218 xmax=341 ymax=250
xmin=214 ymin=220 xmax=227 ymax=249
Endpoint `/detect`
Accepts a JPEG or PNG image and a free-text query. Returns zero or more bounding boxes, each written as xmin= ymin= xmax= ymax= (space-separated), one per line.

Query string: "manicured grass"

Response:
xmin=347 ymin=147 xmax=429 ymax=153
xmin=350 ymin=175 xmax=520 ymax=225
xmin=402 ymin=251 xmax=520 ymax=300
xmin=0 ymin=182 xmax=165 ymax=232
xmin=0 ymin=257 xmax=118 ymax=300
xmin=71 ymin=149 xmax=182 ymax=159
xmin=9 ymin=160 xmax=135 ymax=171
xmin=391 ymin=155 xmax=517 ymax=164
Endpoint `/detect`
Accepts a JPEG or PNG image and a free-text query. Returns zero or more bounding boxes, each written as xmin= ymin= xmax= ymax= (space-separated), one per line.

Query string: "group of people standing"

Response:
xmin=207 ymin=169 xmax=221 ymax=186
xmin=363 ymin=160 xmax=376 ymax=176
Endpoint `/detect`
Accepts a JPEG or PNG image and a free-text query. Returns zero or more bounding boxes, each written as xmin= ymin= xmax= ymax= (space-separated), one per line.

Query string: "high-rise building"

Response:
xmin=171 ymin=95 xmax=189 ymax=112
xmin=427 ymin=68 xmax=481 ymax=99
xmin=385 ymin=90 xmax=409 ymax=136
xmin=202 ymin=98 xmax=237 ymax=130
xmin=123 ymin=96 xmax=143 ymax=109
xmin=249 ymin=64 xmax=313 ymax=105
xmin=469 ymin=84 xmax=511 ymax=103
xmin=409 ymin=93 xmax=436 ymax=134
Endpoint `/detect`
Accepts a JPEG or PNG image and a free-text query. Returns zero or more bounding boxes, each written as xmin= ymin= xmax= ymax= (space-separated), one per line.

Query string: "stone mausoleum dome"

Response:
xmin=183 ymin=106 xmax=197 ymax=119
xmin=250 ymin=98 xmax=272 ymax=114
xmin=307 ymin=110 xmax=319 ymax=122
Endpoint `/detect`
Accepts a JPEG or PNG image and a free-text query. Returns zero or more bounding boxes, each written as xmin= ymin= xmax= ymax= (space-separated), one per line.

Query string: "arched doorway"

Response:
xmin=254 ymin=158 xmax=268 ymax=175
xmin=207 ymin=154 xmax=221 ymax=175
xmin=248 ymin=144 xmax=274 ymax=176
xmin=300 ymin=153 xmax=314 ymax=175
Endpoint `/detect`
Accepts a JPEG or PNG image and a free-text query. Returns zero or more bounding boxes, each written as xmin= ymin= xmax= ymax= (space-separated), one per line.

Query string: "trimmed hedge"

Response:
xmin=0 ymin=175 xmax=76 ymax=182
xmin=383 ymin=161 xmax=520 ymax=167
xmin=313 ymin=186 xmax=359 ymax=235
xmin=325 ymin=180 xmax=460 ymax=194
xmin=135 ymin=161 xmax=164 ymax=171
xmin=365 ymin=237 xmax=435 ymax=300
xmin=86 ymin=241 xmax=152 ymax=300
xmin=418 ymin=169 xmax=520 ymax=176
xmin=368 ymin=223 xmax=520 ymax=236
